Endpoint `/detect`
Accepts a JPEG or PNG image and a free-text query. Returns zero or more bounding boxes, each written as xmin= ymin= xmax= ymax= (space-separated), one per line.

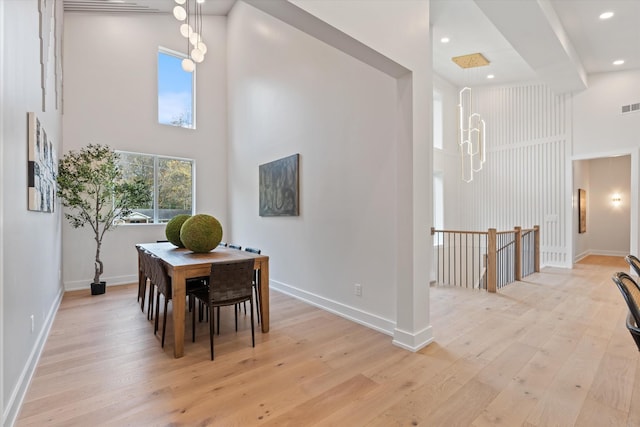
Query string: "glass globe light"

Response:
xmin=175 ymin=0 xmax=186 ymax=4
xmin=189 ymin=32 xmax=200 ymax=46
xmin=180 ymin=23 xmax=193 ymax=38
xmin=173 ymin=5 xmax=187 ymax=21
xmin=197 ymin=41 xmax=207 ymax=54
xmin=181 ymin=58 xmax=195 ymax=72
xmin=191 ymin=48 xmax=205 ymax=63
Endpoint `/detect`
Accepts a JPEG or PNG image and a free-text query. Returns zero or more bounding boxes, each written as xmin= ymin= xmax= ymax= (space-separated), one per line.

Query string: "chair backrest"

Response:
xmin=149 ymin=254 xmax=171 ymax=296
xmin=626 ymin=255 xmax=640 ymax=277
xmin=228 ymin=244 xmax=242 ymax=250
xmin=244 ymin=247 xmax=261 ymax=254
xmin=612 ymin=272 xmax=640 ymax=326
xmin=209 ymin=259 xmax=254 ymax=305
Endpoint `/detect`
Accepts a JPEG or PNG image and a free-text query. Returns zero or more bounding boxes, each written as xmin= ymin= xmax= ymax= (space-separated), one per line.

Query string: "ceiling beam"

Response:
xmin=474 ymin=0 xmax=587 ymax=94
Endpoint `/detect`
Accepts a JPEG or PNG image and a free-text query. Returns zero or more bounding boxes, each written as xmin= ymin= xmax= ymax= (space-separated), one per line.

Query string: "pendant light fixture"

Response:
xmin=173 ymin=0 xmax=208 ymax=73
xmin=452 ymin=52 xmax=489 ymax=183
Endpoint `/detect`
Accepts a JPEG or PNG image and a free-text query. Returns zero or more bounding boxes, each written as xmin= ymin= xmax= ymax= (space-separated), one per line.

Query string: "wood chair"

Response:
xmin=190 ymin=259 xmax=256 ymax=360
xmin=625 ymin=254 xmax=640 ymax=277
xmin=228 ymin=244 xmax=242 ymax=250
xmin=612 ymin=272 xmax=640 ymax=351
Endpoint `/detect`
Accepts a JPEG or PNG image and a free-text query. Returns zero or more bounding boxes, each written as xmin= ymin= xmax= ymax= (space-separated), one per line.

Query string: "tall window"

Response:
xmin=433 ymin=89 xmax=443 ymax=150
xmin=433 ymin=171 xmax=444 ymax=231
xmin=158 ymin=48 xmax=195 ymax=129
xmin=118 ymin=151 xmax=195 ymax=223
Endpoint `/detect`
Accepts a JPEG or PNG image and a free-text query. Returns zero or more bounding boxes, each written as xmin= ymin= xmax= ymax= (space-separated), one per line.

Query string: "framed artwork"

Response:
xmin=28 ymin=112 xmax=57 ymax=212
xmin=259 ymin=154 xmax=299 ymax=216
xmin=578 ymin=188 xmax=586 ymax=233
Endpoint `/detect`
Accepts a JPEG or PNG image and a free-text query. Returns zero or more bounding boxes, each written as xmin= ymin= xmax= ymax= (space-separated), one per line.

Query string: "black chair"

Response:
xmin=135 ymin=246 xmax=150 ymax=312
xmin=148 ymin=254 xmax=172 ymax=348
xmin=612 ymin=272 xmax=640 ymax=351
xmin=190 ymin=259 xmax=256 ymax=360
xmin=228 ymin=244 xmax=241 ymax=250
xmin=626 ymin=255 xmax=640 ymax=277
xmin=244 ymin=247 xmax=262 ymax=324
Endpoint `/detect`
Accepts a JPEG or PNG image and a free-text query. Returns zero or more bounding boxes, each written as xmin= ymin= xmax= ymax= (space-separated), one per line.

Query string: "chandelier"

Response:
xmin=173 ymin=0 xmax=208 ymax=72
xmin=452 ymin=53 xmax=489 ymax=183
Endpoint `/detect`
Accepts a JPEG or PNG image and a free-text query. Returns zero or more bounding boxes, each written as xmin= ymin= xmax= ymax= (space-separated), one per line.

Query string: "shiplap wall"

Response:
xmin=449 ymin=83 xmax=570 ymax=267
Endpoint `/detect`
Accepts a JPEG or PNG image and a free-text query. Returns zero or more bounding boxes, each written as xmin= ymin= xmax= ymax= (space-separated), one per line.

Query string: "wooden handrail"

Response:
xmin=431 ymin=225 xmax=540 ymax=293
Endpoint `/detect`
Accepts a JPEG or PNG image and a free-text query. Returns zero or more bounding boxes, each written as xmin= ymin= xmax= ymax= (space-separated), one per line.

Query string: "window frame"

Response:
xmin=157 ymin=46 xmax=197 ymax=130
xmin=116 ymin=150 xmax=196 ymax=224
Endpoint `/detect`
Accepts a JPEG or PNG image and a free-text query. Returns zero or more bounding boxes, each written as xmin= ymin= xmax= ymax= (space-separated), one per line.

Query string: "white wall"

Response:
xmin=587 ymin=156 xmax=631 ymax=256
xmin=572 ymin=70 xmax=640 ymax=157
xmin=572 ymin=69 xmax=640 ymax=260
xmin=1 ymin=0 xmax=64 ymax=424
xmin=62 ymin=13 xmax=228 ymax=290
xmin=281 ymin=0 xmax=434 ymax=350
xmin=227 ymin=2 xmax=398 ymax=333
xmin=433 ymin=73 xmax=464 ymax=229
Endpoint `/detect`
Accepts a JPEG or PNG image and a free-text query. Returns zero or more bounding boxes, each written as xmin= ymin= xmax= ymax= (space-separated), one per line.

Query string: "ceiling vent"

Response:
xmin=622 ymin=103 xmax=640 ymax=114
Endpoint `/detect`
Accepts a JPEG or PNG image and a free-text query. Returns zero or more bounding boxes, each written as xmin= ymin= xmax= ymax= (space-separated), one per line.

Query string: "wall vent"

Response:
xmin=622 ymin=103 xmax=640 ymax=114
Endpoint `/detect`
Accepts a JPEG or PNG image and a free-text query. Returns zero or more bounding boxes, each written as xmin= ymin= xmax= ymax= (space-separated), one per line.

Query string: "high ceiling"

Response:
xmin=64 ymin=0 xmax=640 ymax=93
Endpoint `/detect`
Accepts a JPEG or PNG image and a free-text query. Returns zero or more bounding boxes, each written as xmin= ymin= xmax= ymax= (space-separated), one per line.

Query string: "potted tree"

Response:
xmin=57 ymin=144 xmax=151 ymax=295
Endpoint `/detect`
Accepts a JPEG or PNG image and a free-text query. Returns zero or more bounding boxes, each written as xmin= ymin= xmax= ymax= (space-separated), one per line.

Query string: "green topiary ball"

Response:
xmin=165 ymin=214 xmax=192 ymax=247
xmin=180 ymin=214 xmax=223 ymax=253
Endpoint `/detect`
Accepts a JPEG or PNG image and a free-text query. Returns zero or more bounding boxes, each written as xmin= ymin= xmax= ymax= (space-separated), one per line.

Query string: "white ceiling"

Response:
xmin=432 ymin=0 xmax=640 ymax=91
xmin=64 ymin=0 xmax=640 ymax=93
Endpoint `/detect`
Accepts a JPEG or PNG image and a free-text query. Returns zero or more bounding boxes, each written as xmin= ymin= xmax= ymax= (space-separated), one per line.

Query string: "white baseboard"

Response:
xmin=3 ymin=286 xmax=64 ymax=427
xmin=270 ymin=280 xmax=395 ymax=336
xmin=64 ymin=274 xmax=137 ymax=291
xmin=392 ymin=325 xmax=434 ymax=352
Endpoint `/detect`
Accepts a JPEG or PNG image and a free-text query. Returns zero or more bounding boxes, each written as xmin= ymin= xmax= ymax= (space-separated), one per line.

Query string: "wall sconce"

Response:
xmin=612 ymin=193 xmax=622 ymax=206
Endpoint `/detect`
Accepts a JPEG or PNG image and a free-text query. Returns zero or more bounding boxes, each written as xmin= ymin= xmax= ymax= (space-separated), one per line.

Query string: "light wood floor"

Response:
xmin=16 ymin=255 xmax=640 ymax=426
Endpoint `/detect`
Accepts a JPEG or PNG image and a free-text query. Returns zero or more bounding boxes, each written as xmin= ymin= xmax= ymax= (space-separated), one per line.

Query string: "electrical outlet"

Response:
xmin=354 ymin=283 xmax=362 ymax=296
xmin=30 ymin=315 xmax=35 ymax=333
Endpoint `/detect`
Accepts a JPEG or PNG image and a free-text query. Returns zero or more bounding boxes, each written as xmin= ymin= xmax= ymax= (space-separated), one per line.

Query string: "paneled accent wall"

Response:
xmin=446 ymin=83 xmax=569 ymax=267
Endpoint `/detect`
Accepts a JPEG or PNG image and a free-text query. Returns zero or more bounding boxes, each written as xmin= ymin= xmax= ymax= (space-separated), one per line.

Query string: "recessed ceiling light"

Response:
xmin=599 ymin=11 xmax=614 ymax=20
xmin=613 ymin=59 xmax=625 ymax=65
xmin=487 ymin=74 xmax=495 ymax=79
xmin=440 ymin=37 xmax=450 ymax=43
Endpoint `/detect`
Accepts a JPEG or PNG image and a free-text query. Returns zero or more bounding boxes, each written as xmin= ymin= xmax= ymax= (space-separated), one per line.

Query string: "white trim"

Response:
xmin=269 ymin=280 xmax=395 ymax=336
xmin=0 ymin=0 xmax=5 ymax=421
xmin=392 ymin=325 xmax=434 ymax=352
xmin=64 ymin=275 xmax=137 ymax=291
xmin=3 ymin=287 xmax=63 ymax=427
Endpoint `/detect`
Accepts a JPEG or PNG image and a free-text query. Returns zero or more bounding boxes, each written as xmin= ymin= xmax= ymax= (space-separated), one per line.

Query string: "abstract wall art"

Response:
xmin=259 ymin=154 xmax=299 ymax=216
xmin=28 ymin=112 xmax=57 ymax=212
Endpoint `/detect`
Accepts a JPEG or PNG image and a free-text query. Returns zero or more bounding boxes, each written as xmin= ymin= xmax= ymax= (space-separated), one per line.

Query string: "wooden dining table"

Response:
xmin=136 ymin=242 xmax=269 ymax=358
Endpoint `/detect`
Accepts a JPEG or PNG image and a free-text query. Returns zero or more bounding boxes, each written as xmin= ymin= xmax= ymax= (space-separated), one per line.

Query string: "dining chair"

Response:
xmin=626 ymin=255 xmax=640 ymax=277
xmin=136 ymin=246 xmax=150 ymax=312
xmin=612 ymin=272 xmax=640 ymax=351
xmin=219 ymin=242 xmax=228 ymax=247
xmin=148 ymin=253 xmax=172 ymax=348
xmin=190 ymin=259 xmax=256 ymax=360
xmin=228 ymin=244 xmax=242 ymax=250
xmin=244 ymin=247 xmax=262 ymax=324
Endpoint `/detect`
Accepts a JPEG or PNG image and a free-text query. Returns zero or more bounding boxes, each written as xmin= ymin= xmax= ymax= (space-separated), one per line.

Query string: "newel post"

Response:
xmin=487 ymin=228 xmax=497 ymax=293
xmin=534 ymin=225 xmax=540 ymax=272
xmin=514 ymin=226 xmax=522 ymax=281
